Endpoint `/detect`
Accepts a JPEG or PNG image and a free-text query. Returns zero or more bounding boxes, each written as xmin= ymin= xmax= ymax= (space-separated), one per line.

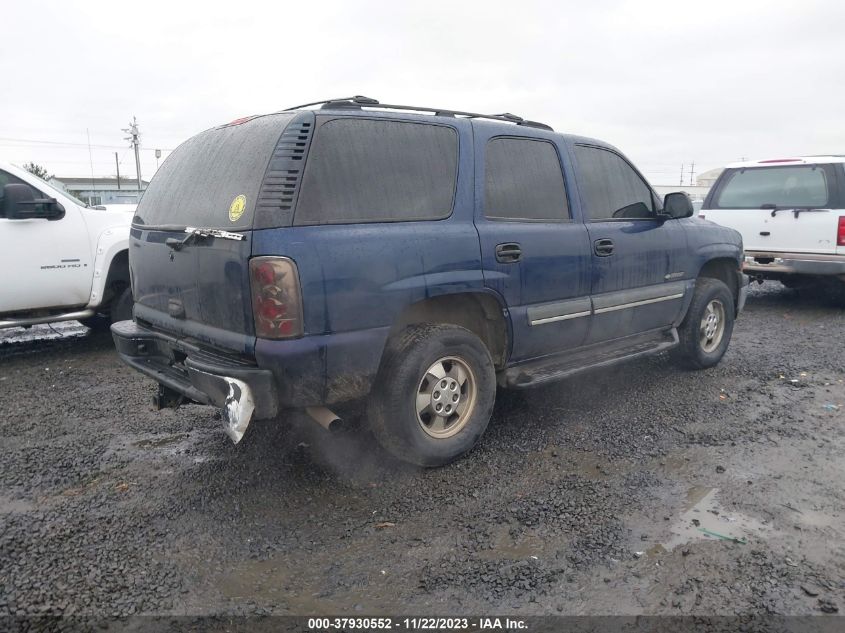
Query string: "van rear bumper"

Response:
xmin=744 ymin=251 xmax=845 ymax=277
xmin=111 ymin=320 xmax=279 ymax=419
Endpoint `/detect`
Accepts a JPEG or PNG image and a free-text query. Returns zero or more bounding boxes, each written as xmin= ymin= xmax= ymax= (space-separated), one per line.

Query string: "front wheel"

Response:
xmin=671 ymin=278 xmax=735 ymax=370
xmin=367 ymin=324 xmax=497 ymax=467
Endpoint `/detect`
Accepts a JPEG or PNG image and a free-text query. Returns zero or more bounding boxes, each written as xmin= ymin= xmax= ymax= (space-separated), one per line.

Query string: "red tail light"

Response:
xmin=838 ymin=216 xmax=845 ymax=247
xmin=249 ymin=257 xmax=303 ymax=339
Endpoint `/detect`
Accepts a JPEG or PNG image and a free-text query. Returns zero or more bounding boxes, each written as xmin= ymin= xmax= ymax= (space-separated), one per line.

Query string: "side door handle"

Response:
xmin=594 ymin=238 xmax=614 ymax=257
xmin=495 ymin=242 xmax=522 ymax=263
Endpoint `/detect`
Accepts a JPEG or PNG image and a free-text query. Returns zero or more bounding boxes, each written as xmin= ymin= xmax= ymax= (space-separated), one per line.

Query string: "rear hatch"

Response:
xmin=130 ymin=112 xmax=306 ymax=354
xmin=702 ymin=162 xmax=843 ymax=254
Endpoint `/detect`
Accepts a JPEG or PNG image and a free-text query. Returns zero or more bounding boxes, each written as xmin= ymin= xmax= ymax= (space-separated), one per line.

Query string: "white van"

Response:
xmin=701 ymin=157 xmax=845 ymax=290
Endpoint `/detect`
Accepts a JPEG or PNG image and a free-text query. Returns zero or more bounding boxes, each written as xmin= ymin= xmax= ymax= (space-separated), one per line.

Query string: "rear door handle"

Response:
xmin=594 ymin=238 xmax=614 ymax=257
xmin=495 ymin=242 xmax=522 ymax=263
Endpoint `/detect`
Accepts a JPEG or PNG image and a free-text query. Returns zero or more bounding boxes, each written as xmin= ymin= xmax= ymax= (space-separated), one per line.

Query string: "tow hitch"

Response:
xmin=153 ymin=384 xmax=187 ymax=410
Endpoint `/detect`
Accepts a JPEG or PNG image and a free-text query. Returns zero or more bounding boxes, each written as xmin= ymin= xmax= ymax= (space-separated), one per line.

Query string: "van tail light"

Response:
xmin=838 ymin=217 xmax=845 ymax=247
xmin=249 ymin=257 xmax=303 ymax=339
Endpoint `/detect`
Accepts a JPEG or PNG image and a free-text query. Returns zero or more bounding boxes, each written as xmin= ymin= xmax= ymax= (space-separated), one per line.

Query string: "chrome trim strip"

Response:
xmin=594 ymin=293 xmax=684 ymax=315
xmin=530 ymin=310 xmax=592 ymax=326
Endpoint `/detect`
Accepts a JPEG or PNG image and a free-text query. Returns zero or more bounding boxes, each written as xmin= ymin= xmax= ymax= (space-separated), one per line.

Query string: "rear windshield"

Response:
xmin=714 ymin=165 xmax=829 ymax=209
xmin=133 ymin=113 xmax=294 ymax=230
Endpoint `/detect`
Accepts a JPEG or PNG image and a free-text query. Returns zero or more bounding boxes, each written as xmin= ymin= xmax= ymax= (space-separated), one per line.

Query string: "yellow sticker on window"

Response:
xmin=229 ymin=194 xmax=246 ymax=222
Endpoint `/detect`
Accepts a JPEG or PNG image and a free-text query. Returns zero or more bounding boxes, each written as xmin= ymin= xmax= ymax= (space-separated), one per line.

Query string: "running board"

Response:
xmin=501 ymin=328 xmax=679 ymax=388
xmin=0 ymin=308 xmax=95 ymax=329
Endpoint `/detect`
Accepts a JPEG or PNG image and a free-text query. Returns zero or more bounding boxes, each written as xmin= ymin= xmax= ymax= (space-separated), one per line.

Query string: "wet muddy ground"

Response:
xmin=1 ymin=282 xmax=843 ymax=617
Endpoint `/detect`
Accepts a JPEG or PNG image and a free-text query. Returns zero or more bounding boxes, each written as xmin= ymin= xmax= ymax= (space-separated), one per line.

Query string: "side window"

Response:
xmin=484 ymin=137 xmax=569 ymax=221
xmin=574 ymin=145 xmax=654 ymax=220
xmin=294 ymin=118 xmax=458 ymax=225
xmin=0 ymin=169 xmax=40 ymax=218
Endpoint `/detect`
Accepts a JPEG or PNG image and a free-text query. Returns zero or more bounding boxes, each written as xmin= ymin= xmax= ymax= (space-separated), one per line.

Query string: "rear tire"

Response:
xmin=671 ymin=278 xmax=735 ymax=370
xmin=367 ymin=324 xmax=496 ymax=467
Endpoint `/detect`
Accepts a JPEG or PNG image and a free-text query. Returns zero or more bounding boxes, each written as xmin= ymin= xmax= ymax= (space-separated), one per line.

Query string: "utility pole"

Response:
xmin=680 ymin=164 xmax=685 ymax=187
xmin=122 ymin=117 xmax=142 ymax=195
xmin=114 ymin=152 xmax=121 ymax=190
xmin=689 ymin=161 xmax=695 ymax=187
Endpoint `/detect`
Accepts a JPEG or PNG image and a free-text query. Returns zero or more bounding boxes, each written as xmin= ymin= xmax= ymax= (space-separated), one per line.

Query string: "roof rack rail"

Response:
xmin=283 ymin=96 xmax=553 ymax=131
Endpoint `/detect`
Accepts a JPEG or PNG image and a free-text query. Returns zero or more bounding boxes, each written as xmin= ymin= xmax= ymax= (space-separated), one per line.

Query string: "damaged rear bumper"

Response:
xmin=111 ymin=320 xmax=278 ymax=442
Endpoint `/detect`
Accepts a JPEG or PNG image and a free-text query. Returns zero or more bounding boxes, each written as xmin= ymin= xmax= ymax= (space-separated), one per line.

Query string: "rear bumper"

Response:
xmin=111 ymin=320 xmax=278 ymax=419
xmin=744 ymin=251 xmax=845 ymax=277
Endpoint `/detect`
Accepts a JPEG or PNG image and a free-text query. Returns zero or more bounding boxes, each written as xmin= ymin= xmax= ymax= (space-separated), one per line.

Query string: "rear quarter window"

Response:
xmin=293 ymin=118 xmax=458 ymax=225
xmin=714 ymin=165 xmax=830 ymax=209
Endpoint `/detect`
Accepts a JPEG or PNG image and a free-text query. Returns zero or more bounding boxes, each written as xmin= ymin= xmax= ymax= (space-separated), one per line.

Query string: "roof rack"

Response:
xmin=283 ymin=96 xmax=554 ymax=131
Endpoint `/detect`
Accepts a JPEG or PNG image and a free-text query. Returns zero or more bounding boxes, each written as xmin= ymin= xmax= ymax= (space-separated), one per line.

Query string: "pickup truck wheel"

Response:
xmin=367 ymin=324 xmax=496 ymax=467
xmin=671 ymin=278 xmax=735 ymax=370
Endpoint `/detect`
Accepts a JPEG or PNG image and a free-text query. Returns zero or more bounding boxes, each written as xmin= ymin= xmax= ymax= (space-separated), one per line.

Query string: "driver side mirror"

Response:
xmin=3 ymin=183 xmax=65 ymax=220
xmin=662 ymin=191 xmax=694 ymax=219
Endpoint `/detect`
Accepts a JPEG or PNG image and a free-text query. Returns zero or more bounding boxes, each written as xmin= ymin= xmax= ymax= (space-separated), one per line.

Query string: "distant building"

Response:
xmin=696 ymin=168 xmax=724 ymax=188
xmin=50 ymin=176 xmax=148 ymax=206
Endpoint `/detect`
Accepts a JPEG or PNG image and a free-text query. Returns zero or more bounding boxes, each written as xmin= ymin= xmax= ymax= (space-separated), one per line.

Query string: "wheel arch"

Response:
xmin=103 ymin=249 xmax=130 ymax=298
xmin=87 ymin=227 xmax=130 ymax=310
xmin=697 ymin=257 xmax=740 ymax=307
xmin=387 ymin=291 xmax=510 ymax=368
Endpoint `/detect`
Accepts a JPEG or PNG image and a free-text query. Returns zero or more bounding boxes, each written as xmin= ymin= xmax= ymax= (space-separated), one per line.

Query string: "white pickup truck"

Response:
xmin=0 ymin=162 xmax=133 ymax=330
xmin=701 ymin=156 xmax=845 ymax=291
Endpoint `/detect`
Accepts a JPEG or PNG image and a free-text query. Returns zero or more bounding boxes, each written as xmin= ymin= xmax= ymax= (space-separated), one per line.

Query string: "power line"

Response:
xmin=0 ymin=136 xmax=174 ymax=151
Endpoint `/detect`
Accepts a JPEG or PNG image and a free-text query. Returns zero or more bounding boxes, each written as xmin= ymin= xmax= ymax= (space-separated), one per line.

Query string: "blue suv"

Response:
xmin=112 ymin=96 xmax=748 ymax=466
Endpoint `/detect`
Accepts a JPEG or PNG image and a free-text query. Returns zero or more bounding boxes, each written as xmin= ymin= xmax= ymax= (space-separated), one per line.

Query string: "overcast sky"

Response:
xmin=2 ymin=0 xmax=843 ymax=186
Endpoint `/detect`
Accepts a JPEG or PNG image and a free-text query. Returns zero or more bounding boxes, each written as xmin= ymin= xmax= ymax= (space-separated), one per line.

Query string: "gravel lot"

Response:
xmin=1 ymin=282 xmax=843 ymax=619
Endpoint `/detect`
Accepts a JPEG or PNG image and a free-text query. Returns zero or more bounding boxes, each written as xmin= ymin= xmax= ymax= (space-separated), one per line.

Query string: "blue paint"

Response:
xmin=121 ymin=109 xmax=744 ymax=411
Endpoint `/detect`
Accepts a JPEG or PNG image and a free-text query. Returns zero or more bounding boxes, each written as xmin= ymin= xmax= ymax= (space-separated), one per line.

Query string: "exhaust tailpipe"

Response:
xmin=305 ymin=406 xmax=342 ymax=432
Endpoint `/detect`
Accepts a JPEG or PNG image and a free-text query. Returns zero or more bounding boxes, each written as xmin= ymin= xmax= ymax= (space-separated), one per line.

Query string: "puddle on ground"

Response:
xmin=543 ymin=446 xmax=625 ymax=480
xmin=214 ymin=556 xmax=406 ymax=614
xmin=115 ymin=432 xmax=218 ymax=465
xmin=660 ymin=487 xmax=773 ymax=551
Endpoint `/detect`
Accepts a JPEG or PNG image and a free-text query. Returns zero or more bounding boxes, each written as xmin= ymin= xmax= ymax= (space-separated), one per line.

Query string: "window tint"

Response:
xmin=0 ymin=170 xmax=41 ymax=218
xmin=574 ymin=145 xmax=654 ymax=220
xmin=484 ymin=137 xmax=569 ymax=221
xmin=294 ymin=118 xmax=458 ymax=225
xmin=715 ymin=166 xmax=829 ymax=209
xmin=134 ymin=113 xmax=295 ymax=230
